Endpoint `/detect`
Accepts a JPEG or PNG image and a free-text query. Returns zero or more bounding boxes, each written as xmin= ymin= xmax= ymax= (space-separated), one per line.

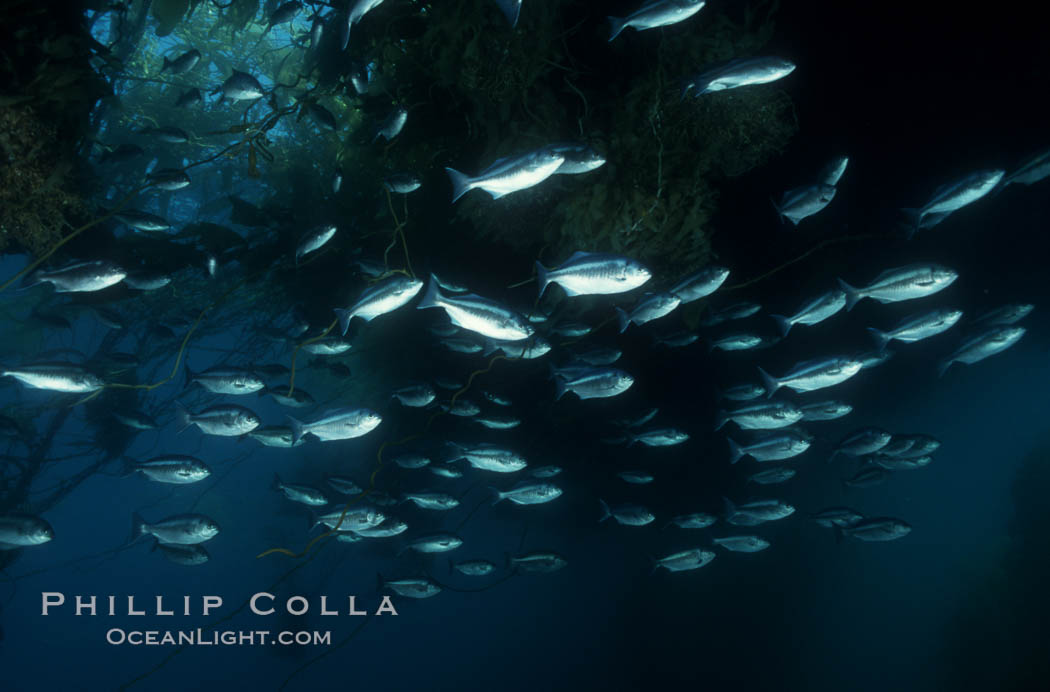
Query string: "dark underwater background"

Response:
xmin=1 ymin=1 xmax=1049 ymax=690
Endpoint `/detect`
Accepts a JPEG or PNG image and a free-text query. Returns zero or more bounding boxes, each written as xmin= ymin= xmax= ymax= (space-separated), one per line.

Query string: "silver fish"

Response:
xmin=123 ymin=455 xmax=210 ymax=484
xmin=843 ymin=467 xmax=890 ymax=487
xmin=709 ymin=333 xmax=764 ymax=352
xmin=28 ymin=259 xmax=126 ymax=292
xmin=314 ymin=506 xmax=384 ymax=531
xmin=484 ymin=336 xmax=551 ymax=360
xmin=384 ymin=173 xmax=421 ymax=193
xmin=492 ymin=0 xmax=523 ymax=28
xmin=326 ymin=477 xmax=363 ymax=495
xmin=1 ymin=363 xmax=104 ymax=393
xmin=185 ymin=366 xmax=264 ymax=394
xmin=261 ymin=386 xmax=314 ymax=408
xmin=288 ymin=408 xmax=381 ymax=443
xmin=616 ymin=292 xmax=681 ymax=332
xmin=799 ymin=400 xmax=852 ymax=421
xmin=618 ymin=471 xmax=654 ymax=484
xmin=837 ymin=517 xmax=911 ymax=542
xmin=715 ymin=400 xmax=803 ymax=431
xmin=131 ymin=512 xmax=219 ymax=545
xmin=972 ymin=303 xmax=1034 ymax=326
xmin=537 ymin=251 xmax=651 ymax=298
xmin=664 ymin=513 xmax=716 ymax=529
xmin=683 ymin=56 xmax=796 ymax=96
xmin=902 ymin=169 xmax=1004 ymax=234
xmin=248 ymin=426 xmax=304 ymax=448
xmin=146 ymin=168 xmax=191 ymax=191
xmin=728 ymin=429 xmax=812 ymax=464
xmin=152 ymin=542 xmax=209 ymax=565
xmin=669 ymin=266 xmax=730 ymax=303
xmin=134 ymin=126 xmax=189 ymax=144
xmin=301 ymin=337 xmax=352 ymax=355
xmin=218 ymin=70 xmax=264 ymax=102
xmin=417 ymin=279 xmax=533 ymax=341
xmin=176 ymin=403 xmax=260 ymax=436
xmin=272 ymin=474 xmax=328 ymax=506
xmin=296 ymin=225 xmax=337 ymax=264
xmin=607 ymin=0 xmax=706 ymax=41
xmin=123 ymin=272 xmax=172 ymax=290
xmin=391 ymin=382 xmax=437 ymax=407
xmin=399 ymin=533 xmax=463 ymax=555
xmin=723 ymin=498 xmax=794 ymax=525
xmin=748 ymin=467 xmax=796 ymax=485
xmin=450 ymin=559 xmax=496 ymax=575
xmin=820 ymin=156 xmax=849 ymax=186
xmin=712 ymin=535 xmax=770 ymax=552
xmin=812 ymin=507 xmax=865 ymax=529
xmin=447 ymin=444 xmax=527 ymax=472
xmin=626 ymin=428 xmax=689 ymax=447
xmin=547 ymin=142 xmax=606 ymax=175
xmin=378 ymin=576 xmax=440 ymax=599
xmin=113 ymin=210 xmax=171 ymax=232
xmin=758 ymin=356 xmax=864 ymax=396
xmin=554 ymin=367 xmax=634 ymax=401
xmin=0 ymin=515 xmax=54 ymax=548
xmin=699 ymin=301 xmax=761 ymax=326
xmin=490 ymin=482 xmax=562 ymax=505
xmin=937 ymin=326 xmax=1025 ymax=377
xmin=402 ymin=492 xmax=459 ymax=510
xmin=113 ymin=411 xmax=158 ymax=430
xmin=833 ymin=428 xmax=892 ymax=459
xmin=838 ymin=264 xmax=958 ymax=311
xmin=770 ymin=289 xmax=846 ymax=337
xmin=599 ymin=500 xmax=654 ymax=526
xmin=334 ymin=275 xmax=424 ymax=334
xmin=772 ymin=183 xmax=836 ymax=226
xmin=719 ymin=383 xmax=767 ymax=401
xmin=446 ymin=148 xmax=565 ymax=202
xmin=160 ymin=49 xmax=201 ymax=74
xmin=393 ymin=453 xmax=431 ymax=469
xmin=374 ymin=106 xmax=407 ymax=142
xmin=473 ymin=415 xmax=521 ymax=430
xmin=354 ymin=519 xmax=408 ymax=538
xmin=652 ymin=548 xmax=716 ymax=572
xmin=508 ymin=552 xmax=567 ymax=573
xmin=867 ymin=308 xmax=963 ymax=350
xmin=531 ymin=465 xmax=562 ymax=478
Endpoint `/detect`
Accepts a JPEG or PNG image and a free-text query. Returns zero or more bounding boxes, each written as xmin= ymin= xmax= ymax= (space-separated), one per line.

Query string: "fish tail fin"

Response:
xmin=445 ymin=167 xmax=472 ymax=203
xmin=770 ymin=314 xmax=793 ymax=337
xmin=416 ymin=277 xmax=444 ymax=311
xmin=607 ymin=16 xmax=627 ymax=41
xmin=770 ymin=196 xmax=786 ymax=225
xmin=714 ymin=410 xmax=729 ymax=431
xmin=287 ymin=416 xmax=305 ymax=444
xmin=837 ymin=278 xmax=861 ymax=311
xmin=756 ymin=367 xmax=780 ymax=398
xmin=334 ymin=308 xmax=353 ymax=337
xmin=598 ymin=499 xmax=611 ymax=523
xmin=614 ymin=307 xmax=630 ymax=334
xmin=727 ymin=438 xmax=744 ymax=465
xmin=174 ymin=401 xmax=192 ymax=433
xmin=504 ymin=552 xmax=513 ymax=569
xmin=900 ymin=208 xmax=921 ymax=238
xmin=866 ymin=327 xmax=891 ymax=352
xmin=183 ymin=363 xmax=195 ymax=390
xmin=534 ymin=260 xmax=550 ymax=298
xmin=149 ymin=538 xmax=160 ymax=553
xmin=553 ymin=377 xmax=569 ymax=401
xmin=482 ymin=339 xmax=500 ymax=357
xmin=489 ymin=487 xmax=504 ymax=506
xmin=128 ymin=511 xmax=147 ymax=545
xmin=271 ymin=473 xmax=282 ymax=492
xmin=834 ymin=525 xmax=846 ymax=544
xmin=936 ymin=359 xmax=953 ymax=378
xmin=649 ymin=555 xmax=659 ymax=576
xmin=722 ymin=497 xmax=736 ymax=519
